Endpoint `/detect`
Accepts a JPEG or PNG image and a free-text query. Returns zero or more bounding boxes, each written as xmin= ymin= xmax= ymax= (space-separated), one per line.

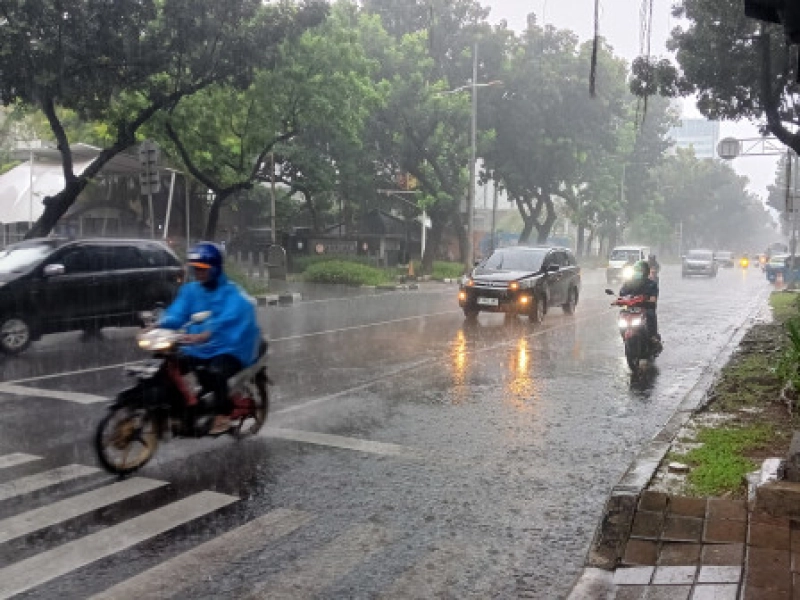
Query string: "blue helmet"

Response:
xmin=187 ymin=242 xmax=224 ymax=282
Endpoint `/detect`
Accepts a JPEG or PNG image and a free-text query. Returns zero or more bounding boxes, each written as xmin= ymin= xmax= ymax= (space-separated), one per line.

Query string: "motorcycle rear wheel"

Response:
xmin=230 ymin=370 xmax=269 ymax=439
xmin=95 ymin=407 xmax=159 ymax=475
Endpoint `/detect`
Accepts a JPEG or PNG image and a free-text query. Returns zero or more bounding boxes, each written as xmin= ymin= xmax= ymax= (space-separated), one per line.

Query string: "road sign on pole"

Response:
xmin=138 ymin=141 xmax=161 ymax=195
xmin=717 ymin=137 xmax=741 ymax=160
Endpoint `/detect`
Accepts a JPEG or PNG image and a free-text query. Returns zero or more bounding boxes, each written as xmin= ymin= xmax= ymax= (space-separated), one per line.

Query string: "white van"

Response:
xmin=606 ymin=246 xmax=650 ymax=284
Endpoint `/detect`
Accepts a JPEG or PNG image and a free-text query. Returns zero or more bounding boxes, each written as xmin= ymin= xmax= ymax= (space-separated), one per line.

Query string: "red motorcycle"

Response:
xmin=95 ymin=311 xmax=270 ymax=475
xmin=606 ymin=290 xmax=662 ymax=371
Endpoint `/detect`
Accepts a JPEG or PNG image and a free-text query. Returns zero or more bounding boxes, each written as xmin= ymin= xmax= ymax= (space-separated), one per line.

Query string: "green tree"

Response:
xmin=0 ymin=0 xmax=327 ymax=238
xmin=153 ymin=2 xmax=382 ymax=238
xmin=483 ymin=21 xmax=636 ymax=246
xmin=632 ymin=0 xmax=798 ymax=153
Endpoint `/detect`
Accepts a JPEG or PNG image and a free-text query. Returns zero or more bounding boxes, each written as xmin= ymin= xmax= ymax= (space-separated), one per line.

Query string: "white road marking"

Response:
xmin=0 ymin=453 xmax=40 ymax=470
xmin=0 ymin=465 xmax=101 ymax=502
xmin=0 ymin=477 xmax=167 ymax=545
xmin=90 ymin=508 xmax=313 ymax=600
xmin=0 ymin=383 xmax=107 ymax=404
xmin=380 ymin=541 xmax=499 ymax=599
xmin=0 ymin=490 xmax=238 ymax=600
xmin=1 ymin=310 xmax=459 ymax=386
xmin=0 ymin=304 xmax=607 ymax=413
xmin=245 ymin=523 xmax=391 ymax=599
xmin=266 ymin=428 xmax=423 ymax=460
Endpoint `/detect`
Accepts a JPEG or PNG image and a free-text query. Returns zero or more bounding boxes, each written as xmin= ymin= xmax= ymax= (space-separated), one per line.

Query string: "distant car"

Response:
xmin=606 ymin=245 xmax=650 ymax=284
xmin=714 ymin=251 xmax=735 ymax=268
xmin=458 ymin=245 xmax=581 ymax=322
xmin=682 ymin=249 xmax=718 ymax=278
xmin=0 ymin=237 xmax=183 ymax=354
xmin=765 ymin=254 xmax=795 ymax=283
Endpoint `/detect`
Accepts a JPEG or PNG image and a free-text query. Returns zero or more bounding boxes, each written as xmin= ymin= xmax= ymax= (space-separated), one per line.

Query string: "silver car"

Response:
xmin=682 ymin=249 xmax=718 ymax=278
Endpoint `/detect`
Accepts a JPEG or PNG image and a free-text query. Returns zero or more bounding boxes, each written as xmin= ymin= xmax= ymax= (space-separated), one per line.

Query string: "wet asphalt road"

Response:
xmin=0 ymin=264 xmax=771 ymax=599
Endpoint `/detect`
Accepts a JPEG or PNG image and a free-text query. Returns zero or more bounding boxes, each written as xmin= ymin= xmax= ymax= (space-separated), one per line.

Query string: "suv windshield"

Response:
xmin=0 ymin=245 xmax=52 ymax=274
xmin=481 ymin=248 xmax=547 ymax=272
xmin=687 ymin=250 xmax=713 ymax=260
xmin=609 ymin=249 xmax=641 ymax=262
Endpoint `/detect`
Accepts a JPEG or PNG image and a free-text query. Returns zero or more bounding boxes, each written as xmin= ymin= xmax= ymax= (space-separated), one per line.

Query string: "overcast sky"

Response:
xmin=482 ymin=0 xmax=779 ymax=201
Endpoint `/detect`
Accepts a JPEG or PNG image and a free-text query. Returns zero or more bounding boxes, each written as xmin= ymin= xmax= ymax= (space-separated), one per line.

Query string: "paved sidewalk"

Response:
xmin=574 ymin=490 xmax=799 ymax=599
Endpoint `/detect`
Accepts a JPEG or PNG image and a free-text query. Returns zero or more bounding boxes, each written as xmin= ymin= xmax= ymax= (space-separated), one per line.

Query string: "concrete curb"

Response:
xmin=566 ymin=292 xmax=768 ymax=598
xmin=256 ymin=294 xmax=280 ymax=307
xmin=278 ymin=292 xmax=302 ymax=305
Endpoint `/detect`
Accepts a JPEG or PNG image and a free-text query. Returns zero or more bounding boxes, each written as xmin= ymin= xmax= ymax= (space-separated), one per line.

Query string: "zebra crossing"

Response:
xmin=0 ymin=451 xmax=498 ymax=599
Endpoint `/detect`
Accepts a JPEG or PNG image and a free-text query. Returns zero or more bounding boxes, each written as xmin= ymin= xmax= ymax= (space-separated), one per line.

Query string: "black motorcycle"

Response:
xmin=606 ymin=290 xmax=662 ymax=371
xmin=95 ymin=311 xmax=270 ymax=475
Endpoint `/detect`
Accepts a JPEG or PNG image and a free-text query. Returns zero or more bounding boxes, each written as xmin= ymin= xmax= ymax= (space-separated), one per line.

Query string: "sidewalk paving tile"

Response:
xmin=704 ymin=519 xmax=747 ymax=544
xmin=746 ymin=547 xmax=792 ymax=592
xmin=660 ymin=543 xmax=702 ymax=566
xmin=669 ymin=497 xmax=708 ymax=519
xmin=750 ymin=523 xmax=792 ymax=551
xmin=613 ymin=586 xmax=647 ymax=600
xmin=752 ymin=512 xmax=792 ymax=529
xmin=614 ymin=566 xmax=655 ymax=585
xmin=741 ymin=584 xmax=791 ymax=598
xmin=639 ymin=490 xmax=669 ymax=512
xmin=631 ymin=511 xmax=666 ymax=539
xmin=700 ymin=543 xmax=745 ymax=566
xmin=706 ymin=498 xmax=748 ymax=522
xmin=624 ymin=539 xmax=660 ymax=565
xmin=652 ymin=566 xmax=697 ymax=585
xmin=696 ymin=566 xmax=742 ymax=583
xmin=690 ymin=584 xmax=739 ymax=600
xmin=664 ymin=516 xmax=704 ymax=542
xmin=647 ymin=585 xmax=692 ymax=599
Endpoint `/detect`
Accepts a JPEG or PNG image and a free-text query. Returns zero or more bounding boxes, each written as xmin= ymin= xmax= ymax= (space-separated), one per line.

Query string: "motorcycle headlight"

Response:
xmin=622 ymin=265 xmax=634 ymax=280
xmin=631 ymin=317 xmax=643 ymax=327
xmin=138 ymin=336 xmax=173 ymax=351
xmin=617 ymin=318 xmax=628 ymax=328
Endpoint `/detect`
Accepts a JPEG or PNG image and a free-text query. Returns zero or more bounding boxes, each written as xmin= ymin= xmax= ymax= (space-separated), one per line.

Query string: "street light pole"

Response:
xmin=466 ymin=43 xmax=478 ymax=272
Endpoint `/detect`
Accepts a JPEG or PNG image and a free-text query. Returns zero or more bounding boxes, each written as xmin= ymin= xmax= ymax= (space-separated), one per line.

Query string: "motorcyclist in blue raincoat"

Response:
xmin=159 ymin=242 xmax=261 ymax=434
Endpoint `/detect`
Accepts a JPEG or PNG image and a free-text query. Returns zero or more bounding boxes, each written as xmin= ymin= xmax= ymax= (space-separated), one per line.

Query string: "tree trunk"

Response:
xmin=576 ymin=223 xmax=585 ymax=256
xmin=204 ymin=190 xmax=234 ymax=240
xmin=26 ymin=179 xmax=88 ymax=239
xmin=451 ymin=212 xmax=467 ymax=263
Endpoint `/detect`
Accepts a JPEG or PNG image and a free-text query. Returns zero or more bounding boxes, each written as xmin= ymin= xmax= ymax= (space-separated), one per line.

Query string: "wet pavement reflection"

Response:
xmin=0 ymin=265 xmax=774 ymax=598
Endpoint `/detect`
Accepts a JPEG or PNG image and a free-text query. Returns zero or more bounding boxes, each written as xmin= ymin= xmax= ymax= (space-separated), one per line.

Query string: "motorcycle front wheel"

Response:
xmin=624 ymin=337 xmax=642 ymax=371
xmin=95 ymin=407 xmax=160 ymax=475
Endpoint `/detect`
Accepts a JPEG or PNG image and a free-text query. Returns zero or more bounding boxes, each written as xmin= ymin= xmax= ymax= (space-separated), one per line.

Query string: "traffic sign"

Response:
xmin=717 ymin=137 xmax=741 ymax=160
xmin=138 ymin=140 xmax=161 ymax=195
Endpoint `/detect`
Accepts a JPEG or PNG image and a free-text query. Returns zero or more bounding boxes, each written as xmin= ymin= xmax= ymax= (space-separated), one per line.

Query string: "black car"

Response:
xmin=458 ymin=245 xmax=581 ymax=322
xmin=0 ymin=237 xmax=184 ymax=354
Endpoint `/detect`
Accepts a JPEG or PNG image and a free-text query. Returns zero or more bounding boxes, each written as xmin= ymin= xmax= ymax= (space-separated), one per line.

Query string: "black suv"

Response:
xmin=458 ymin=245 xmax=581 ymax=322
xmin=0 ymin=238 xmax=183 ymax=354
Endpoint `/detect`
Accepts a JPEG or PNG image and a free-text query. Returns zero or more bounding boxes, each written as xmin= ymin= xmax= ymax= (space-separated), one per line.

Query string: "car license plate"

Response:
xmin=477 ymin=297 xmax=498 ymax=306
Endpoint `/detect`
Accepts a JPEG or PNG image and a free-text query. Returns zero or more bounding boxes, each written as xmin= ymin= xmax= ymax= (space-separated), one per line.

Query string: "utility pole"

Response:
xmin=466 ymin=43 xmax=478 ymax=271
xmin=270 ymin=152 xmax=277 ymax=245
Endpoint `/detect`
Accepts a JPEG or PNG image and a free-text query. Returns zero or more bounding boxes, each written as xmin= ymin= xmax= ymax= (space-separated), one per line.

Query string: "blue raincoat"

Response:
xmin=158 ymin=274 xmax=261 ymax=367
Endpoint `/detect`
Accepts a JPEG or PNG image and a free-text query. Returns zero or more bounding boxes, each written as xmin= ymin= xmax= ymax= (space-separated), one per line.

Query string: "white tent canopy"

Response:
xmin=0 ymin=143 xmax=141 ymax=225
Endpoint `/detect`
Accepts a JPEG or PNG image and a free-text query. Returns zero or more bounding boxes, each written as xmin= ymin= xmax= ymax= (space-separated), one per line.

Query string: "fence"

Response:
xmin=226 ymin=245 xmax=288 ymax=282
